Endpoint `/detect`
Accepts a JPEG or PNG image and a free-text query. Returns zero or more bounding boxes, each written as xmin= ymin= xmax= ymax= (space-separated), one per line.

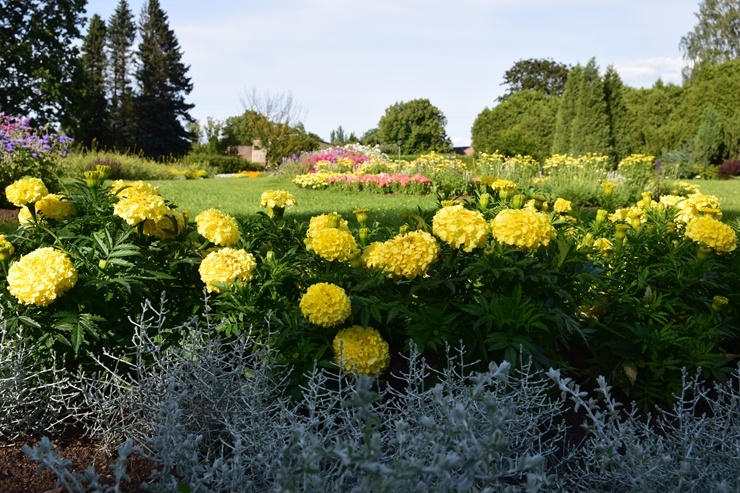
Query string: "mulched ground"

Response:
xmin=0 ymin=208 xmax=18 ymax=224
xmin=0 ymin=433 xmax=151 ymax=492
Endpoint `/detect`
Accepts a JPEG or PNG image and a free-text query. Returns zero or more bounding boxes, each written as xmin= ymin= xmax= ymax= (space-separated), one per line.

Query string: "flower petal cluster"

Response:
xmin=491 ymin=208 xmax=557 ymax=251
xmin=113 ymin=190 xmax=168 ymax=226
xmin=5 ymin=178 xmax=48 ymax=206
xmin=143 ymin=208 xmax=186 ymax=240
xmin=199 ymin=247 xmax=257 ymax=293
xmin=7 ymin=247 xmax=77 ymax=306
xmin=332 ymin=325 xmax=390 ymax=376
xmin=0 ymin=234 xmax=14 ymax=261
xmin=684 ymin=216 xmax=737 ymax=255
xmin=432 ymin=205 xmax=489 ymax=252
xmin=673 ymin=193 xmax=722 ymax=226
xmin=306 ymin=213 xmax=350 ymax=240
xmin=364 ymin=230 xmax=439 ymax=279
xmin=110 ymin=180 xmax=160 ymax=198
xmin=309 ymin=228 xmax=359 ymax=263
xmin=299 ymin=282 xmax=352 ymax=327
xmin=195 ymin=209 xmax=240 ymax=246
xmin=553 ymin=198 xmax=572 ymax=214
xmin=260 ymin=190 xmax=297 ymax=209
xmin=35 ymin=194 xmax=76 ymax=221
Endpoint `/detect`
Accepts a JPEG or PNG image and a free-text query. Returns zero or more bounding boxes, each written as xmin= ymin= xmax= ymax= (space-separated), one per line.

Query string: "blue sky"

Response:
xmin=84 ymin=0 xmax=701 ymax=146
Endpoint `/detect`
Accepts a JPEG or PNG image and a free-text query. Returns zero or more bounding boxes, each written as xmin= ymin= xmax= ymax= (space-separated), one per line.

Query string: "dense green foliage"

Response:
xmin=679 ymin=0 xmax=740 ymax=80
xmin=498 ymin=57 xmax=570 ymax=101
xmin=0 ymin=0 xmax=86 ymax=127
xmin=471 ymin=90 xmax=559 ymax=161
xmin=377 ymin=99 xmax=453 ymax=154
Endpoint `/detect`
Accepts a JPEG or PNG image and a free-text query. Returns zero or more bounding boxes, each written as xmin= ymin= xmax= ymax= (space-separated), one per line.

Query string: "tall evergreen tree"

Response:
xmin=0 ymin=0 xmax=86 ymax=126
xmin=691 ymin=105 xmax=727 ymax=166
xmin=106 ymin=0 xmax=137 ymax=151
xmin=551 ymin=65 xmax=582 ymax=155
xmin=133 ymin=0 xmax=194 ymax=158
xmin=76 ymin=14 xmax=110 ymax=148
xmin=569 ymin=59 xmax=612 ymax=158
xmin=602 ymin=65 xmax=632 ymax=163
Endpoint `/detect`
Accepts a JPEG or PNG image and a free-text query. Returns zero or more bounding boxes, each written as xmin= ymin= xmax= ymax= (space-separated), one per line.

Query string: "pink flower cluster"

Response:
xmin=327 ymin=173 xmax=431 ymax=188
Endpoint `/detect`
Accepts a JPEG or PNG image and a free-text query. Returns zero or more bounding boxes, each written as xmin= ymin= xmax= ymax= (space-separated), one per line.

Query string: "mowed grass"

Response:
xmin=150 ymin=175 xmax=440 ymax=228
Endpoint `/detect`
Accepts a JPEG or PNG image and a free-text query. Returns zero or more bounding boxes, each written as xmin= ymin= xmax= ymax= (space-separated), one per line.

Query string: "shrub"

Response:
xmin=180 ymin=152 xmax=263 ymax=174
xmin=717 ymin=159 xmax=740 ymax=179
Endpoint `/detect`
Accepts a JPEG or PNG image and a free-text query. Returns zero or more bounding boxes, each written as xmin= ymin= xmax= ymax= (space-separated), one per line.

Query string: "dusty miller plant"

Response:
xmin=10 ymin=301 xmax=740 ymax=492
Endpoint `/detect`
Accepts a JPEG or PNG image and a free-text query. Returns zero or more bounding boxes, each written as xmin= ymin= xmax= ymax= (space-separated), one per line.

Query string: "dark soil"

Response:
xmin=0 ymin=433 xmax=151 ymax=493
xmin=0 ymin=208 xmax=18 ymax=224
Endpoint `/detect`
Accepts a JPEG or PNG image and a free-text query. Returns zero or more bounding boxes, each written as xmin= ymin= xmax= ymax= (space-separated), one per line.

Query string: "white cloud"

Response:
xmin=615 ymin=57 xmax=685 ymax=87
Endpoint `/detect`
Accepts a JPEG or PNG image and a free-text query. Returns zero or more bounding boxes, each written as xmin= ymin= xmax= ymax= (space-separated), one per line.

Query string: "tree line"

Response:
xmin=1 ymin=0 xmax=193 ymax=159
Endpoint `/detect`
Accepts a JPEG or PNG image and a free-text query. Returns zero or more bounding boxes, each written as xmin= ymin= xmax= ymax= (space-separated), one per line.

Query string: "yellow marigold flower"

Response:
xmin=712 ymin=295 xmax=729 ymax=311
xmin=0 ymin=235 xmax=14 ymax=261
xmin=491 ymin=208 xmax=557 ymax=251
xmin=195 ymin=208 xmax=240 ymax=246
xmin=306 ymin=213 xmax=350 ymax=240
xmin=375 ymin=230 xmax=439 ymax=279
xmin=553 ymin=198 xmax=572 ymax=214
xmin=299 ymin=282 xmax=352 ymax=328
xmin=35 ymin=194 xmax=76 ymax=221
xmin=5 ymin=178 xmax=48 ymax=206
xmin=490 ymin=178 xmax=517 ymax=193
xmin=310 ymin=227 xmax=359 ymax=263
xmin=199 ymin=247 xmax=257 ymax=293
xmin=113 ymin=191 xmax=168 ymax=226
xmin=684 ymin=216 xmax=737 ymax=255
xmin=432 ymin=205 xmax=489 ymax=252
xmin=18 ymin=206 xmax=33 ymax=225
xmin=592 ymin=237 xmax=613 ymax=255
xmin=7 ymin=247 xmax=77 ymax=306
xmin=142 ymin=208 xmax=186 ymax=239
xmin=333 ymin=325 xmax=390 ymax=376
xmin=674 ymin=193 xmax=722 ymax=225
xmin=361 ymin=242 xmax=385 ymax=269
xmin=109 ymin=180 xmax=159 ymax=198
xmin=260 ymin=189 xmax=297 ymax=209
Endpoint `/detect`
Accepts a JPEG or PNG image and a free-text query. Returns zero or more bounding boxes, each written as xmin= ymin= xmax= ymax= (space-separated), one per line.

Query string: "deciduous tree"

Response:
xmin=498 ymin=58 xmax=570 ymax=102
xmin=679 ymin=0 xmax=740 ymax=80
xmin=0 ymin=0 xmax=86 ymax=126
xmin=377 ymin=99 xmax=452 ymax=154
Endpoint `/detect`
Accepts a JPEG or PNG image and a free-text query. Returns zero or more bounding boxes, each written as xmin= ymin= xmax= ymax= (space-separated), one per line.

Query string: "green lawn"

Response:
xmin=689 ymin=178 xmax=740 ymax=222
xmin=151 ymin=175 xmax=439 ymax=228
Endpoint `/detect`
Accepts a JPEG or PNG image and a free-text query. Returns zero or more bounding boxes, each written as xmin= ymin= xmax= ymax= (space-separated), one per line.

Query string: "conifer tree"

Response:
xmin=106 ymin=0 xmax=137 ymax=151
xmin=691 ymin=105 xmax=727 ymax=166
xmin=133 ymin=0 xmax=194 ymax=158
xmin=569 ymin=59 xmax=612 ymax=158
xmin=551 ymin=65 xmax=582 ymax=155
xmin=603 ymin=65 xmax=632 ymax=163
xmin=77 ymin=14 xmax=110 ymax=148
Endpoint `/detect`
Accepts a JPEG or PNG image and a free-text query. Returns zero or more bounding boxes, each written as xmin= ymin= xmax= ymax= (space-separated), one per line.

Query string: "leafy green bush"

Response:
xmin=180 ymin=152 xmax=264 ymax=174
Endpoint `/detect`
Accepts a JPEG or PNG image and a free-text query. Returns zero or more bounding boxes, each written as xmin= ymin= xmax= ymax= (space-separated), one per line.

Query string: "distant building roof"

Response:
xmin=453 ymin=146 xmax=474 ymax=156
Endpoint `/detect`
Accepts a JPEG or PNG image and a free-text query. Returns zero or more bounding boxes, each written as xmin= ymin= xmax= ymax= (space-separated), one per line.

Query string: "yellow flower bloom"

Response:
xmin=491 ymin=208 xmax=557 ymax=251
xmin=361 ymin=242 xmax=385 ymax=270
xmin=260 ymin=189 xmax=297 ymax=209
xmin=432 ymin=205 xmax=489 ymax=252
xmin=309 ymin=227 xmax=359 ymax=263
xmin=195 ymin=209 xmax=240 ymax=246
xmin=113 ymin=190 xmax=169 ymax=226
xmin=35 ymin=194 xmax=76 ymax=221
xmin=684 ymin=216 xmax=737 ymax=255
xmin=7 ymin=247 xmax=77 ymax=306
xmin=0 ymin=235 xmax=14 ymax=261
xmin=109 ymin=180 xmax=159 ymax=198
xmin=553 ymin=198 xmax=572 ymax=214
xmin=17 ymin=206 xmax=33 ymax=225
xmin=370 ymin=230 xmax=439 ymax=279
xmin=592 ymin=237 xmax=613 ymax=255
xmin=142 ymin=208 xmax=186 ymax=239
xmin=306 ymin=213 xmax=350 ymax=240
xmin=198 ymin=247 xmax=257 ymax=293
xmin=333 ymin=325 xmax=390 ymax=376
xmin=299 ymin=282 xmax=352 ymax=328
xmin=5 ymin=178 xmax=48 ymax=206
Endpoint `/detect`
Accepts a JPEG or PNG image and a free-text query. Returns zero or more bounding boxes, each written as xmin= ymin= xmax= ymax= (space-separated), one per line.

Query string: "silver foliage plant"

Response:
xmin=4 ymin=300 xmax=740 ymax=492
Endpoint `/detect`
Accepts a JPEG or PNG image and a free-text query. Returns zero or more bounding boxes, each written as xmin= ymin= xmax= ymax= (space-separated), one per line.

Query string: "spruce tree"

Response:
xmin=551 ymin=65 xmax=582 ymax=155
xmin=569 ymin=59 xmax=612 ymax=158
xmin=106 ymin=0 xmax=137 ymax=151
xmin=77 ymin=14 xmax=110 ymax=148
xmin=133 ymin=0 xmax=194 ymax=158
xmin=603 ymin=65 xmax=632 ymax=163
xmin=691 ymin=105 xmax=727 ymax=166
